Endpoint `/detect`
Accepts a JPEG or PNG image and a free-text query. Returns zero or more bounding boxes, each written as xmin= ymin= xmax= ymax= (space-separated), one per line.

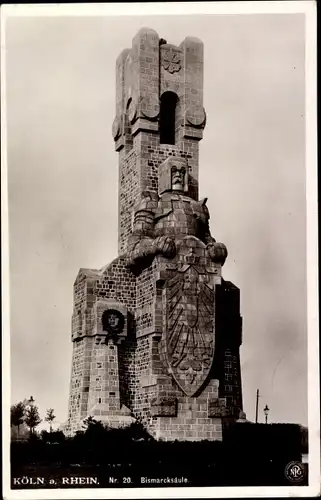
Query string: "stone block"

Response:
xmin=150 ymin=396 xmax=177 ymax=417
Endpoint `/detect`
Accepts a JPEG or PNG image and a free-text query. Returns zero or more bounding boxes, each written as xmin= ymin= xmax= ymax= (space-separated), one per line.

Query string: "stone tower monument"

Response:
xmin=65 ymin=28 xmax=243 ymax=441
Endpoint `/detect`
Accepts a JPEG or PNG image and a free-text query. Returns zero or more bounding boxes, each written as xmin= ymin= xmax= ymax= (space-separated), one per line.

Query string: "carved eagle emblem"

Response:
xmin=163 ymin=263 xmax=215 ymax=396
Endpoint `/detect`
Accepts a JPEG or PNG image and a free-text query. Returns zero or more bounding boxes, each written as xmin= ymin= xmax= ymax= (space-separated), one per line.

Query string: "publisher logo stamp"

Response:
xmin=284 ymin=461 xmax=306 ymax=484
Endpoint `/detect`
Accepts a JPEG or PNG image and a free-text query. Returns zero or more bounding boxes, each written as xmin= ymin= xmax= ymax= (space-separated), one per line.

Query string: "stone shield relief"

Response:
xmin=162 ymin=264 xmax=215 ymax=397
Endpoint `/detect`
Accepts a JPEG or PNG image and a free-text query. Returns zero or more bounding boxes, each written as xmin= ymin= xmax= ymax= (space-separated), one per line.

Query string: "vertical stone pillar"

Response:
xmin=87 ymin=337 xmax=122 ymax=418
xmin=179 ymin=37 xmax=205 ymax=199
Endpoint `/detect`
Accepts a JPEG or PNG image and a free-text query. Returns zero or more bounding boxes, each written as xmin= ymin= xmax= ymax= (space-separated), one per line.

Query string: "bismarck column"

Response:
xmin=65 ymin=28 xmax=243 ymax=441
xmin=112 ymin=27 xmax=243 ymax=441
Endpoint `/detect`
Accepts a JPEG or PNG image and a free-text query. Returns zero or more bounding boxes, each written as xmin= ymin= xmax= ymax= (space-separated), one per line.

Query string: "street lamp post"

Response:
xmin=263 ymin=404 xmax=270 ymax=424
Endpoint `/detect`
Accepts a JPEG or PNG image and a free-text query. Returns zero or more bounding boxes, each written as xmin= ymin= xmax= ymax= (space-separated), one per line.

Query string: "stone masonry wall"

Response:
xmin=154 ymin=380 xmax=223 ymax=442
xmin=118 ymin=149 xmax=138 ymax=255
xmin=94 ymin=258 xmax=136 ymax=312
xmin=66 ymin=258 xmax=137 ymax=434
xmin=118 ymin=138 xmax=200 ymax=255
xmin=214 ymin=281 xmax=243 ymax=409
xmin=132 ymin=249 xmax=226 ymax=441
xmin=136 ymin=261 xmax=156 ymax=336
xmin=219 ymin=348 xmax=243 ymax=409
xmin=134 ymin=136 xmax=199 ymax=200
xmin=118 ymin=339 xmax=136 ymax=410
xmin=67 ymin=336 xmax=94 ymax=435
xmin=87 ymin=339 xmax=121 ymax=417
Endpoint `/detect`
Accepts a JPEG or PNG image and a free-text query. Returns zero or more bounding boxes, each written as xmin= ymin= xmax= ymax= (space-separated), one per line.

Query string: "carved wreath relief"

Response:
xmin=164 ymin=263 xmax=215 ymax=397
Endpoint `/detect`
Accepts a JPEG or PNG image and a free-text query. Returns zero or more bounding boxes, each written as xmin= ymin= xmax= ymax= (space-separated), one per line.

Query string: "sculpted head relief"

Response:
xmin=171 ymin=164 xmax=186 ymax=192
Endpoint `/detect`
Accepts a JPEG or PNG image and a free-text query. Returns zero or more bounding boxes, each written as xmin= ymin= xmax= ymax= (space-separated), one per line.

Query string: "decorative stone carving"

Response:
xmin=127 ymin=157 xmax=228 ymax=274
xmin=127 ymin=98 xmax=137 ymax=123
xmin=126 ymin=156 xmax=228 ymax=396
xmin=102 ymin=309 xmax=125 ymax=335
xmin=161 ymin=46 xmax=181 ymax=74
xmin=140 ymin=96 xmax=159 ymax=120
xmin=159 ymin=157 xmax=188 ymax=195
xmin=112 ymin=116 xmax=121 ymax=140
xmin=150 ymin=396 xmax=177 ymax=416
xmin=185 ymin=106 xmax=206 ymax=128
xmin=164 ymin=252 xmax=215 ymax=397
xmin=92 ymin=300 xmax=128 ymax=344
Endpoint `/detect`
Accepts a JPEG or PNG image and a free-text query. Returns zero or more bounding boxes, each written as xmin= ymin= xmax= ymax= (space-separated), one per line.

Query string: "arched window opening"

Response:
xmin=160 ymin=92 xmax=178 ymax=145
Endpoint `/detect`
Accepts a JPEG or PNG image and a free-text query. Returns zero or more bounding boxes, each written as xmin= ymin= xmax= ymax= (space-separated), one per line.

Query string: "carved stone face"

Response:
xmin=158 ymin=156 xmax=188 ymax=195
xmin=171 ymin=165 xmax=186 ymax=191
xmin=102 ymin=309 xmax=125 ymax=335
xmin=108 ymin=313 xmax=120 ymax=328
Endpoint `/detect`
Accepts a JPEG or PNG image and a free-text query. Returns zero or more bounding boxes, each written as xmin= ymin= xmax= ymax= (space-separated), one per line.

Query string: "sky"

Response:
xmin=4 ymin=10 xmax=308 ymax=430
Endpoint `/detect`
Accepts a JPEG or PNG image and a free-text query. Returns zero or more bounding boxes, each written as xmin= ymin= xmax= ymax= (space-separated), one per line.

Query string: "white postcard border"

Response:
xmin=1 ymin=2 xmax=319 ymax=498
